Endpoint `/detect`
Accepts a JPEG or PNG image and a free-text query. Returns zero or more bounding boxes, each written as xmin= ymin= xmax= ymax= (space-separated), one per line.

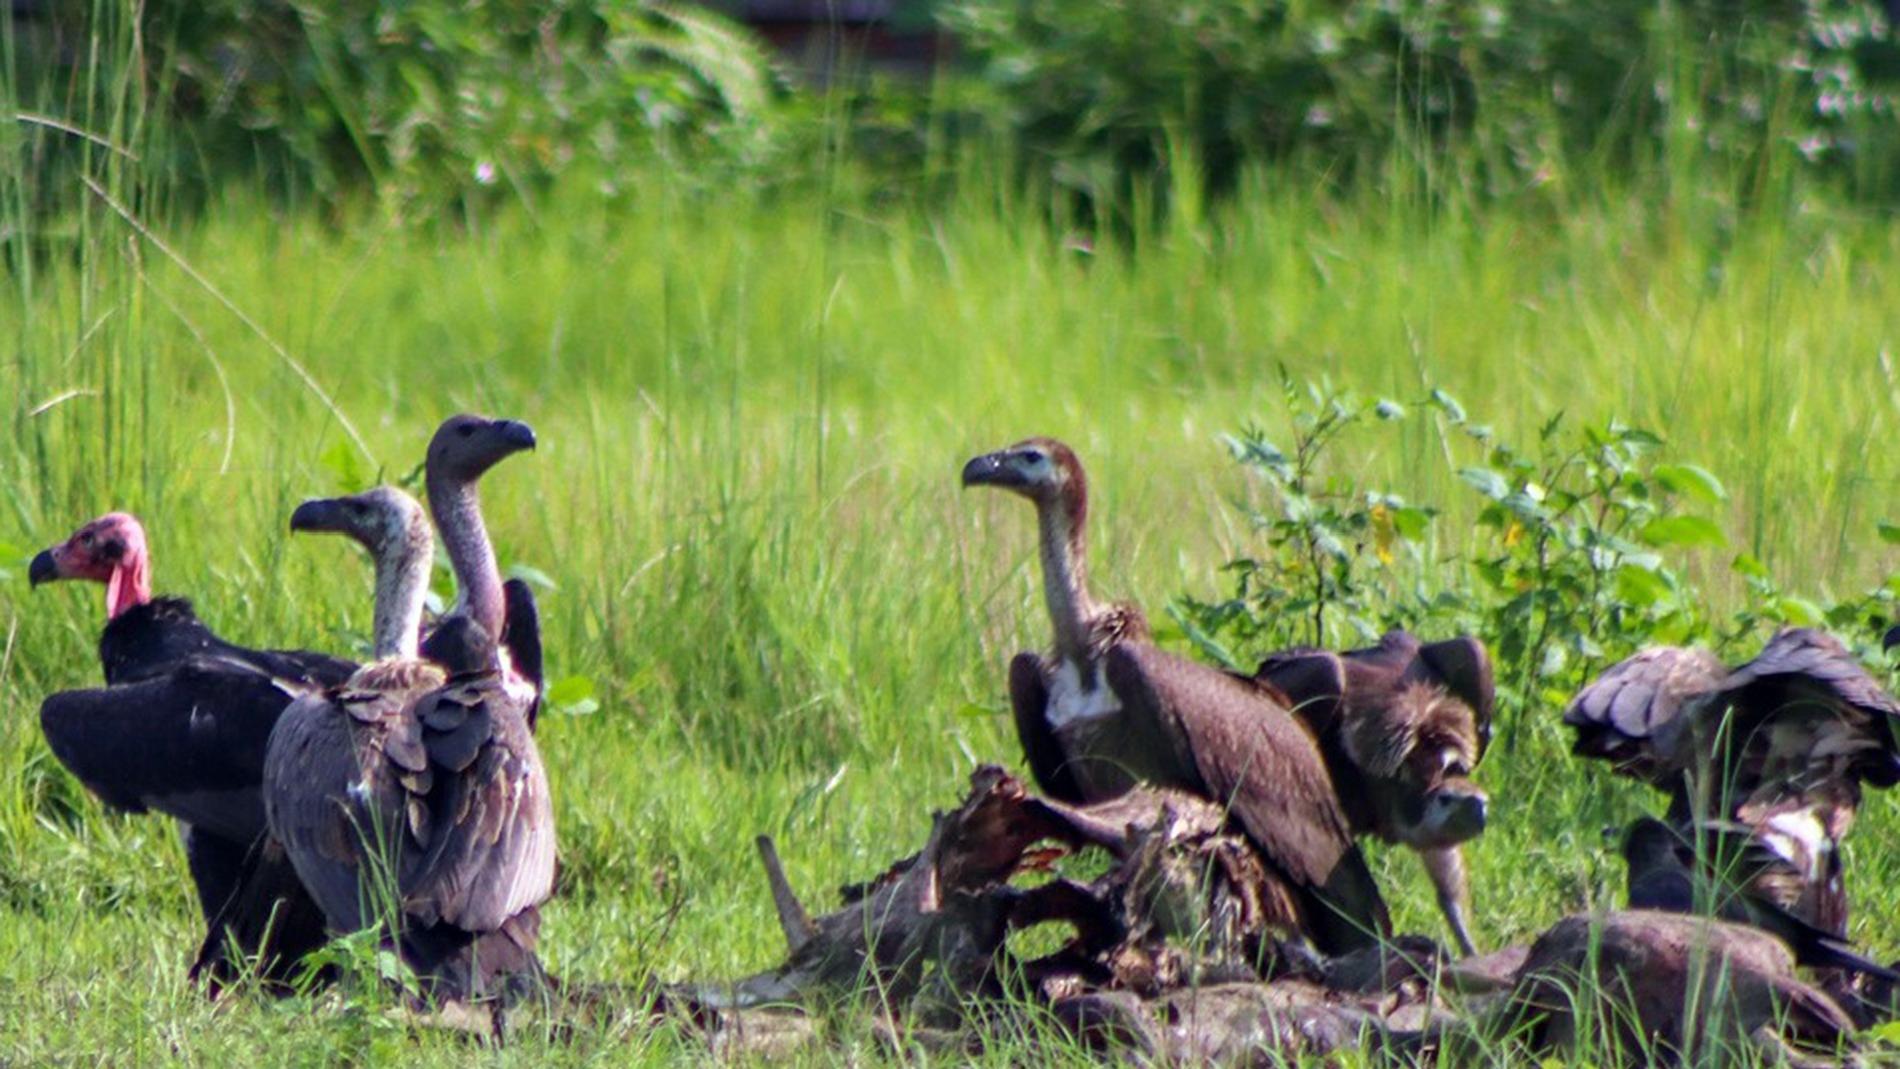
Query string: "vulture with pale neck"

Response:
xmin=1255 ymin=630 xmax=1495 ymax=956
xmin=963 ymin=437 xmax=1388 ymax=955
xmin=28 ymin=511 xmax=358 ymax=935
xmin=192 ymin=486 xmax=436 ymax=990
xmin=1566 ymin=628 xmax=1900 ymax=937
xmin=264 ymin=415 xmax=555 ymax=1002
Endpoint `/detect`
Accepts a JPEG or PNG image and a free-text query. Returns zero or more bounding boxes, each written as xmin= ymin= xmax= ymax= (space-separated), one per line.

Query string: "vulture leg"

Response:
xmin=191 ymin=834 xmax=332 ymax=995
xmin=1420 ymin=844 xmax=1477 ymax=956
xmin=182 ymin=827 xmax=249 ymax=926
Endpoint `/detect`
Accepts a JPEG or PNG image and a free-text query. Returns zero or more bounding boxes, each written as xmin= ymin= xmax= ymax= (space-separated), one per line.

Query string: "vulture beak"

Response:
xmin=28 ymin=548 xmax=59 ymax=587
xmin=289 ymin=499 xmax=346 ymax=534
xmin=496 ymin=419 xmax=537 ymax=453
xmin=960 ymin=451 xmax=1023 ymax=489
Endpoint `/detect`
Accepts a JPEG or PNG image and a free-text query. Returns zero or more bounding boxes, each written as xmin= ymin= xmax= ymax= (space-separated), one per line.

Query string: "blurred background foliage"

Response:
xmin=8 ymin=0 xmax=1900 ymax=216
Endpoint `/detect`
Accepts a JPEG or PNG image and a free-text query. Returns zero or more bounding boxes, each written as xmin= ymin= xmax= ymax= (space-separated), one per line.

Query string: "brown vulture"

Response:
xmin=1621 ymin=816 xmax=1896 ymax=982
xmin=1566 ymin=629 xmax=1900 ymax=937
xmin=963 ymin=436 xmax=1388 ymax=955
xmin=1254 ymin=630 xmax=1495 ymax=955
xmin=264 ymin=414 xmax=555 ymax=1003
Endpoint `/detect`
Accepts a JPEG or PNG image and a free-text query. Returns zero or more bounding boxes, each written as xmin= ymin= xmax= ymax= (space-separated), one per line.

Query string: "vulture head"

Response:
xmin=290 ymin=486 xmax=430 ymax=564
xmin=961 ymin=437 xmax=1088 ymax=520
xmin=1257 ymin=632 xmax=1495 ymax=849
xmin=426 ymin=414 xmax=537 ymax=485
xmin=28 ymin=511 xmax=152 ymax=618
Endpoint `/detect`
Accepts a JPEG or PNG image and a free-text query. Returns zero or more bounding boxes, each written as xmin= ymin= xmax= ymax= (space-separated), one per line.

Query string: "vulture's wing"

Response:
xmin=1008 ymin=652 xmax=1084 ymax=803
xmin=263 ymin=686 xmax=406 ymax=936
xmin=501 ymin=578 xmax=545 ymax=695
xmin=1252 ymin=648 xmax=1348 ymax=730
xmin=39 ymin=656 xmax=313 ymax=843
xmin=1416 ymin=636 xmax=1497 ymax=760
xmin=1714 ymin=628 xmax=1900 ymax=787
xmin=397 ymin=674 xmax=556 ymax=933
xmin=1105 ymin=642 xmax=1390 ymax=952
xmin=1563 ymin=646 xmax=1726 ymax=784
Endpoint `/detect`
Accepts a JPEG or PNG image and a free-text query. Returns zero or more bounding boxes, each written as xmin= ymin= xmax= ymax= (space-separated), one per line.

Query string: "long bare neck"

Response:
xmin=1037 ymin=498 xmax=1097 ymax=662
xmin=427 ymin=473 xmax=504 ymax=640
xmin=106 ymin=549 xmax=152 ymax=619
xmin=371 ymin=523 xmax=434 ymax=660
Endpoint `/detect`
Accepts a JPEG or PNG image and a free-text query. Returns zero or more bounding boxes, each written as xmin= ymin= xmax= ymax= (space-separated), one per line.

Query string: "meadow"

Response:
xmin=0 ymin=146 xmax=1898 ymax=1063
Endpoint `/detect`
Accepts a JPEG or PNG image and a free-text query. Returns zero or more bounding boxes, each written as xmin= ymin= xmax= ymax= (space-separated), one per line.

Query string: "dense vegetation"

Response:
xmin=1 ymin=2 xmax=1898 ymax=1064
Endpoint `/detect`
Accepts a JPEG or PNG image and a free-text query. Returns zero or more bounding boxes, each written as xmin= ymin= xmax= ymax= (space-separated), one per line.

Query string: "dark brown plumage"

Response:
xmin=1566 ymin=629 xmax=1900 ymax=938
xmin=263 ymin=416 xmax=555 ymax=1003
xmin=965 ymin=437 xmax=1388 ymax=955
xmin=1255 ymin=630 xmax=1495 ymax=956
xmin=1620 ymin=816 xmax=1893 ymax=982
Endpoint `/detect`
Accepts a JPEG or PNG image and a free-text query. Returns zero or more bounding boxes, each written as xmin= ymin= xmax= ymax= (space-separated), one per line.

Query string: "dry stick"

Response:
xmin=13 ymin=113 xmax=141 ymax=161
xmin=128 ymin=241 xmax=239 ymax=475
xmin=80 ymin=175 xmax=376 ymax=468
xmin=755 ymin=836 xmax=815 ymax=954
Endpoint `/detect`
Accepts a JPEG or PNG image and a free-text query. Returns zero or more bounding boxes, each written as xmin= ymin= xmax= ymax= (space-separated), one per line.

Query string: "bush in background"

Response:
xmin=943 ymin=0 xmax=1900 ymax=206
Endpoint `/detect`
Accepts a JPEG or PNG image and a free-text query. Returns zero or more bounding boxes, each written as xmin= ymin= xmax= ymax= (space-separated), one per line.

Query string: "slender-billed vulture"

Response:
xmin=265 ymin=415 xmax=554 ymax=1003
xmin=1255 ymin=630 xmax=1494 ymax=955
xmin=962 ymin=437 xmax=1387 ymax=955
xmin=28 ymin=511 xmax=358 ymax=935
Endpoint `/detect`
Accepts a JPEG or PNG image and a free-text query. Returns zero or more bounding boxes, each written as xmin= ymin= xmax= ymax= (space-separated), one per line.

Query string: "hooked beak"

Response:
xmin=28 ymin=548 xmax=59 ymax=587
xmin=289 ymin=499 xmax=345 ymax=534
xmin=496 ymin=419 xmax=537 ymax=453
xmin=960 ymin=451 xmax=1022 ymax=489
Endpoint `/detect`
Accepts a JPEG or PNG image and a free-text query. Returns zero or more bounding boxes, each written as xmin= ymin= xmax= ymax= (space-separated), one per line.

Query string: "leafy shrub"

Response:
xmin=22 ymin=1 xmax=800 ymax=204
xmin=1178 ymin=376 xmax=1900 ymax=752
xmin=942 ymin=0 xmax=1900 ymax=204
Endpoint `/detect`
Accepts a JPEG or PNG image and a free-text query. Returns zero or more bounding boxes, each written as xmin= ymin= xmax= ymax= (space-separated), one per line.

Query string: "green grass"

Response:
xmin=0 ymin=149 xmax=1897 ymax=1064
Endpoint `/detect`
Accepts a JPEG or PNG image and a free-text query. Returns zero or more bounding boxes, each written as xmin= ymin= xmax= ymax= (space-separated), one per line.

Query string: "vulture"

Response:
xmin=962 ymin=437 xmax=1388 ymax=955
xmin=265 ymin=414 xmax=555 ymax=1003
xmin=28 ymin=511 xmax=357 ymax=932
xmin=1254 ymin=630 xmax=1495 ymax=956
xmin=1621 ymin=816 xmax=1897 ymax=983
xmin=1565 ymin=628 xmax=1900 ymax=936
xmin=192 ymin=485 xmax=436 ymax=990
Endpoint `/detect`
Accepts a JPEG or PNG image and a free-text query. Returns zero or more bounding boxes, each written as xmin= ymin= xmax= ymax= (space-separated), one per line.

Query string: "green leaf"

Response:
xmin=1615 ymin=564 xmax=1672 ymax=607
xmin=1458 ymin=467 xmax=1511 ymax=501
xmin=1773 ymin=596 xmax=1826 ymax=626
xmin=1429 ymin=389 xmax=1465 ymax=423
xmin=1638 ymin=515 xmax=1726 ymax=548
xmin=1879 ymin=522 xmax=1900 ymax=545
xmin=955 ymin=701 xmax=996 ymax=720
xmin=1653 ymin=463 xmax=1728 ymax=504
xmin=319 ymin=438 xmax=373 ymax=493
xmin=546 ymin=675 xmax=599 ymax=715
xmin=1731 ymin=553 xmax=1771 ymax=579
xmin=1391 ymin=506 xmax=1433 ymax=540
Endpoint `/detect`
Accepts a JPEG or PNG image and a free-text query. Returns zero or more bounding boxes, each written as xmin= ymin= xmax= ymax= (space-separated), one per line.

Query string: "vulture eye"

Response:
xmin=1022 ymin=449 xmax=1046 ymax=466
xmin=79 ymin=531 xmax=94 ymax=546
xmin=457 ymin=424 xmax=475 ymax=438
